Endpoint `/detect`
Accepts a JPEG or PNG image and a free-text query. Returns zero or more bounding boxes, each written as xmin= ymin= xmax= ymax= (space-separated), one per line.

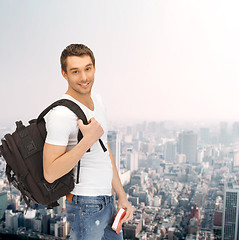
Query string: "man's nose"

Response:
xmin=79 ymin=71 xmax=87 ymax=81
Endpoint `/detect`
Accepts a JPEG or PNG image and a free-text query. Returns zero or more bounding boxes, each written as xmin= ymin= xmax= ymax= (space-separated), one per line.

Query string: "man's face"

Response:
xmin=62 ymin=55 xmax=95 ymax=96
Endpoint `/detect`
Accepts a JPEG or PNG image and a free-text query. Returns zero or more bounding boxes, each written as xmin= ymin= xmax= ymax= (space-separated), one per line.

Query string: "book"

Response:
xmin=112 ymin=208 xmax=126 ymax=235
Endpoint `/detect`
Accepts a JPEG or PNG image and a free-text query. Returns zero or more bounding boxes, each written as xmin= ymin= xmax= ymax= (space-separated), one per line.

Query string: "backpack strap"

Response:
xmin=37 ymin=99 xmax=107 ymax=152
xmin=38 ymin=99 xmax=90 ymax=153
xmin=37 ymin=99 xmax=88 ymax=129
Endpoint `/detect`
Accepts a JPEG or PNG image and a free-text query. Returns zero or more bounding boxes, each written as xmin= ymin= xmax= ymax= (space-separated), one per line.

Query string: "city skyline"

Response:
xmin=1 ymin=0 xmax=239 ymax=126
xmin=1 ymin=119 xmax=239 ymax=238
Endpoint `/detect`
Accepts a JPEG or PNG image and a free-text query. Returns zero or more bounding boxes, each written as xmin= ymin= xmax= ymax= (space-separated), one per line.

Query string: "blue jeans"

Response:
xmin=65 ymin=195 xmax=124 ymax=240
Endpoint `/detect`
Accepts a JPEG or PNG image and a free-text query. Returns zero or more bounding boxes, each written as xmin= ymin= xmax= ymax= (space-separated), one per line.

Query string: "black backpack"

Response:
xmin=0 ymin=99 xmax=107 ymax=209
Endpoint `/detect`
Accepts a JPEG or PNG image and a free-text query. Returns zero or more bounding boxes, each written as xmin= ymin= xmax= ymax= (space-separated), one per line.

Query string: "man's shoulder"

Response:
xmin=45 ymin=105 xmax=77 ymax=122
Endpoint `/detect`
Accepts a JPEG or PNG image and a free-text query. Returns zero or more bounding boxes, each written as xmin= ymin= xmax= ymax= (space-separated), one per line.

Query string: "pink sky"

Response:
xmin=0 ymin=0 xmax=239 ymax=127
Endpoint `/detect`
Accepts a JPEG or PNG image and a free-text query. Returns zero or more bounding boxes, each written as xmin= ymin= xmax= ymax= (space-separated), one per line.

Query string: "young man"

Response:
xmin=43 ymin=44 xmax=133 ymax=240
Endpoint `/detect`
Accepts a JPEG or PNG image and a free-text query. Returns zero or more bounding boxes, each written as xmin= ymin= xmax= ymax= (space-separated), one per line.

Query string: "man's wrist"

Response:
xmin=78 ymin=136 xmax=94 ymax=150
xmin=117 ymin=192 xmax=127 ymax=201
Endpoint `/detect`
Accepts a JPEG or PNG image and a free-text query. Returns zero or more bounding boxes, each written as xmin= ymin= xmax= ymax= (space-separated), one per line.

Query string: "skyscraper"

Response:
xmin=200 ymin=128 xmax=210 ymax=144
xmin=107 ymin=131 xmax=121 ymax=172
xmin=220 ymin=122 xmax=228 ymax=145
xmin=0 ymin=192 xmax=7 ymax=219
xmin=164 ymin=141 xmax=177 ymax=163
xmin=222 ymin=183 xmax=239 ymax=240
xmin=126 ymin=148 xmax=138 ymax=172
xmin=178 ymin=131 xmax=197 ymax=163
xmin=232 ymin=122 xmax=239 ymax=140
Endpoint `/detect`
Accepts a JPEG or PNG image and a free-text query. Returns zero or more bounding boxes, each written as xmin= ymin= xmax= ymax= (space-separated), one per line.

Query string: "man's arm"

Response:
xmin=43 ymin=118 xmax=103 ymax=183
xmin=107 ymin=138 xmax=134 ymax=223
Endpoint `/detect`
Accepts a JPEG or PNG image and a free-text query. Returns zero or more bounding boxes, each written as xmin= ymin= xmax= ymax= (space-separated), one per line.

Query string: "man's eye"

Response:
xmin=73 ymin=71 xmax=78 ymax=74
xmin=86 ymin=67 xmax=91 ymax=71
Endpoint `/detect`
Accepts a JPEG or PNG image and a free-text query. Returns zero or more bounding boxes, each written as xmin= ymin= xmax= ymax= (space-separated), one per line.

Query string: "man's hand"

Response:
xmin=117 ymin=196 xmax=134 ymax=223
xmin=78 ymin=117 xmax=104 ymax=146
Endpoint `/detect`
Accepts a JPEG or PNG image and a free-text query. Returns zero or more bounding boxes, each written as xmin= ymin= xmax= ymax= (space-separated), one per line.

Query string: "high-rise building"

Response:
xmin=42 ymin=212 xmax=51 ymax=234
xmin=178 ymin=131 xmax=197 ymax=163
xmin=222 ymin=182 xmax=239 ymax=240
xmin=200 ymin=128 xmax=210 ymax=144
xmin=33 ymin=218 xmax=42 ymax=232
xmin=108 ymin=131 xmax=121 ymax=172
xmin=220 ymin=122 xmax=228 ymax=144
xmin=123 ymin=220 xmax=143 ymax=239
xmin=5 ymin=210 xmax=14 ymax=231
xmin=164 ymin=141 xmax=176 ymax=162
xmin=232 ymin=122 xmax=239 ymax=140
xmin=233 ymin=149 xmax=239 ymax=167
xmin=126 ymin=148 xmax=138 ymax=172
xmin=55 ymin=220 xmax=68 ymax=238
xmin=0 ymin=192 xmax=7 ymax=219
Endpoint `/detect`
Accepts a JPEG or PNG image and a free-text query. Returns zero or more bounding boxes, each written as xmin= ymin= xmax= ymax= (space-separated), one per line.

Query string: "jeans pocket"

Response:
xmin=81 ymin=202 xmax=104 ymax=216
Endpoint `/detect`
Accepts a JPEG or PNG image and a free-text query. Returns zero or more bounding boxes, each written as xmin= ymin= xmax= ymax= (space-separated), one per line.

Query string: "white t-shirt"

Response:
xmin=44 ymin=91 xmax=113 ymax=196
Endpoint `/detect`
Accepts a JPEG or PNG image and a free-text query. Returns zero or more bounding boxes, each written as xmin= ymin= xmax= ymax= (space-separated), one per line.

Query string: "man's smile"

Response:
xmin=79 ymin=82 xmax=90 ymax=88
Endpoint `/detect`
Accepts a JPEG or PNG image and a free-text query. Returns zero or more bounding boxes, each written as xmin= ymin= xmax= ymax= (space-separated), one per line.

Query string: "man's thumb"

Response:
xmin=78 ymin=119 xmax=84 ymax=128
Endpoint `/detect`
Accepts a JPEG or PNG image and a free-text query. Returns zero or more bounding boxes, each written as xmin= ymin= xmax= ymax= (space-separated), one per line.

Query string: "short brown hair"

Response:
xmin=60 ymin=44 xmax=95 ymax=73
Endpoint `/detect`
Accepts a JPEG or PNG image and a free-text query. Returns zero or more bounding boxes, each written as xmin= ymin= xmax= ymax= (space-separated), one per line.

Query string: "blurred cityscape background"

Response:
xmin=1 ymin=120 xmax=239 ymax=239
xmin=1 ymin=0 xmax=239 ymax=239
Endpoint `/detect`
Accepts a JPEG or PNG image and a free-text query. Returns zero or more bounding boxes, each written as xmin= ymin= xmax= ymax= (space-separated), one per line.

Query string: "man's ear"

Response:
xmin=61 ymin=69 xmax=68 ymax=80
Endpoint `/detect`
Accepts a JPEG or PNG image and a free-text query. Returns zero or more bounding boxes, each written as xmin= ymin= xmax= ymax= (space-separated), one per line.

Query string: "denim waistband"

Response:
xmin=71 ymin=195 xmax=113 ymax=205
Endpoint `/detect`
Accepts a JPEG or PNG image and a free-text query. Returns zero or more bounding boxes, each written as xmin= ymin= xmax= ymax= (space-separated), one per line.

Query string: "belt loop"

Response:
xmin=73 ymin=195 xmax=77 ymax=204
xmin=104 ymin=196 xmax=107 ymax=206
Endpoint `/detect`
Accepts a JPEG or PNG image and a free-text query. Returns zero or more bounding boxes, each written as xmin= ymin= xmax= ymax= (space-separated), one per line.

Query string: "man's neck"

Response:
xmin=65 ymin=89 xmax=94 ymax=110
